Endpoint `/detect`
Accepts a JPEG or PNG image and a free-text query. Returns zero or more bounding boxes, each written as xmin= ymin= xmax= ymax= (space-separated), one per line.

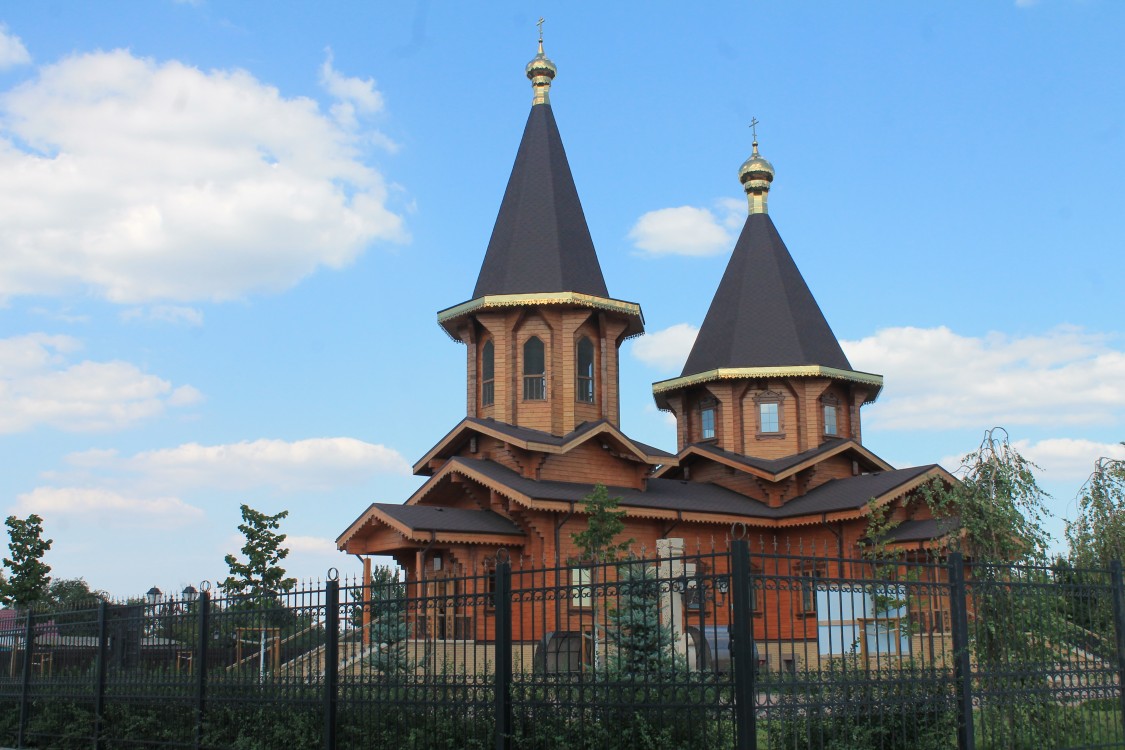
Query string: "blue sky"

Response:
xmin=0 ymin=2 xmax=1121 ymax=596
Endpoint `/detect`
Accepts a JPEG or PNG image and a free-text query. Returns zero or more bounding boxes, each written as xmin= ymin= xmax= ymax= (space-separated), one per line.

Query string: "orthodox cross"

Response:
xmin=537 ymin=18 xmax=545 ymax=43
xmin=750 ymin=117 xmax=760 ymax=141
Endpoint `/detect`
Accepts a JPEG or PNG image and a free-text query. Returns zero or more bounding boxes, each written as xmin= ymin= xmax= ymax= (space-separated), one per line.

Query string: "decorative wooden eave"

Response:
xmin=412 ymin=417 xmax=675 ymax=476
xmin=652 ymin=365 xmax=884 ymax=405
xmin=652 ymin=439 xmax=892 ymax=482
xmin=336 ymin=502 xmax=526 ymax=552
xmin=389 ymin=457 xmax=958 ymax=532
xmin=437 ymin=292 xmax=645 ymax=341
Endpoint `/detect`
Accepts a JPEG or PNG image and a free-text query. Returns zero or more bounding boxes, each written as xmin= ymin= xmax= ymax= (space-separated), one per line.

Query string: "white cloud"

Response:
xmin=939 ymin=438 xmax=1125 ymax=485
xmin=13 ymin=486 xmax=204 ymax=525
xmin=0 ymin=26 xmax=30 ymax=70
xmin=120 ymin=305 xmax=204 ymax=326
xmin=844 ymin=326 xmax=1125 ymax=430
xmin=319 ymin=49 xmax=393 ymax=143
xmin=67 ymin=436 xmax=411 ymax=492
xmin=632 ymin=323 xmax=699 ymax=372
xmin=0 ymin=333 xmax=200 ymax=433
xmin=287 ymin=535 xmax=339 ymax=557
xmin=0 ymin=48 xmax=407 ymax=304
xmin=629 ymin=205 xmax=733 ymax=257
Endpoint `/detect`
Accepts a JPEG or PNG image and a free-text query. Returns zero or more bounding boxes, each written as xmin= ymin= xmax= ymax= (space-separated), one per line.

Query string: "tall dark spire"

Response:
xmin=471 ymin=37 xmax=609 ymax=300
xmin=680 ymin=212 xmax=851 ymax=377
xmin=472 ymin=104 xmax=609 ymax=298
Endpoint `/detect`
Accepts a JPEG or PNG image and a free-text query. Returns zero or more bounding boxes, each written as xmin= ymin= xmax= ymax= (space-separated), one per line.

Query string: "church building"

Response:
xmin=336 ymin=39 xmax=956 ymax=644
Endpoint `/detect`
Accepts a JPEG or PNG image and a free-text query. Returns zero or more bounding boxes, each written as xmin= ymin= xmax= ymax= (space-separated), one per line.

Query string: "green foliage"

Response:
xmin=921 ymin=427 xmax=1051 ymax=564
xmin=767 ymin=657 xmax=957 ymax=750
xmin=1066 ymin=450 xmax=1125 ymax=569
xmin=571 ymin=484 xmax=632 ymax=563
xmin=0 ymin=513 xmax=53 ymax=608
xmin=366 ymin=565 xmax=414 ymax=675
xmin=222 ymin=504 xmax=297 ymax=599
xmin=608 ymin=559 xmax=681 ymax=677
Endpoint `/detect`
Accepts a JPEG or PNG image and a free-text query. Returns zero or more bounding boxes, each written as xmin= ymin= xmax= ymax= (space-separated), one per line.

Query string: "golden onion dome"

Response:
xmin=739 ymin=140 xmax=774 ymax=215
xmin=526 ymin=37 xmax=556 ymax=105
xmin=738 ymin=141 xmax=775 ymax=186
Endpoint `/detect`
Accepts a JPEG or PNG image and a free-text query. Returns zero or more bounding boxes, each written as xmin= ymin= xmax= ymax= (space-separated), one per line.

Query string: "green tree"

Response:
xmin=0 ymin=513 xmax=53 ymax=608
xmin=222 ymin=504 xmax=297 ymax=680
xmin=571 ymin=484 xmax=632 ymax=563
xmin=571 ymin=484 xmax=634 ymax=672
xmin=608 ymin=559 xmax=679 ymax=676
xmin=1066 ymin=450 xmax=1125 ymax=569
xmin=365 ymin=565 xmax=413 ymax=676
xmin=921 ymin=427 xmax=1051 ymax=564
xmin=919 ymin=428 xmax=1072 ymax=749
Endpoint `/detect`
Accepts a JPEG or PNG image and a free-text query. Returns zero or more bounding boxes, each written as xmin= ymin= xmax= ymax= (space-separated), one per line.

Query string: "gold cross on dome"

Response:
xmin=537 ymin=17 xmax=545 ymax=43
xmin=750 ymin=117 xmax=760 ymax=141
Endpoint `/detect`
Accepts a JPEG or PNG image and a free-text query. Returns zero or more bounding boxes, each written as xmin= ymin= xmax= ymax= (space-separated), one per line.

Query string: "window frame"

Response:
xmin=798 ymin=563 xmax=826 ymax=616
xmin=522 ymin=336 xmax=546 ymax=400
xmin=700 ymin=404 xmax=717 ymax=441
xmin=481 ymin=339 xmax=495 ymax=407
xmin=575 ymin=337 xmax=595 ymax=404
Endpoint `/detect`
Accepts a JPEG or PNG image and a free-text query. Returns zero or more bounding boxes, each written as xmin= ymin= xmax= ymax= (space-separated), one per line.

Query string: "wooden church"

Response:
xmin=336 ymin=39 xmax=956 ymax=647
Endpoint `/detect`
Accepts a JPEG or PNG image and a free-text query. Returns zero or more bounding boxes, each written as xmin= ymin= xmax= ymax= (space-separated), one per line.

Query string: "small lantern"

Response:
xmin=145 ymin=587 xmax=163 ymax=606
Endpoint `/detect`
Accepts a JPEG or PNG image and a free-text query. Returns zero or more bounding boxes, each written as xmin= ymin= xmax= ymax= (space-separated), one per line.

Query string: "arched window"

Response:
xmin=523 ymin=337 xmax=545 ymax=400
xmin=576 ymin=337 xmax=594 ymax=403
xmin=481 ymin=340 xmax=495 ymax=407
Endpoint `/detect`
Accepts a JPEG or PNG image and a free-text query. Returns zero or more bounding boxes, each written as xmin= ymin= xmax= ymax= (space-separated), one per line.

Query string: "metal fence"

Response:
xmin=0 ymin=539 xmax=1123 ymax=749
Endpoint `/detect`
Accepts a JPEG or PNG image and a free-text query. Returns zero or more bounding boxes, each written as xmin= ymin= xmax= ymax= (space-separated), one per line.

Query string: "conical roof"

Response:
xmin=681 ymin=212 xmax=851 ymax=377
xmin=472 ymin=104 xmax=609 ymax=299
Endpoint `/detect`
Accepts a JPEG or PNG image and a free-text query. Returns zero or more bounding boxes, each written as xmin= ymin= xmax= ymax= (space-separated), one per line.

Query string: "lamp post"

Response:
xmin=145 ymin=587 xmax=163 ymax=637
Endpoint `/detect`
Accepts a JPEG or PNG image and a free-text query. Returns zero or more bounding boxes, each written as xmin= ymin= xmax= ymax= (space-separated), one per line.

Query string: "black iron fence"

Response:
xmin=0 ymin=539 xmax=1123 ymax=749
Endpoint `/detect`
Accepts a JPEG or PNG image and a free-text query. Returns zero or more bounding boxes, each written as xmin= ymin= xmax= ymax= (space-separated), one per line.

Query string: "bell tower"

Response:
xmin=653 ymin=133 xmax=882 ymax=458
xmin=438 ymin=33 xmax=644 ymax=436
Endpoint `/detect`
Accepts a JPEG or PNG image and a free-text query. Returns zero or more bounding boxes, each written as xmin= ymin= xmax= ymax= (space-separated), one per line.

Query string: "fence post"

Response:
xmin=948 ymin=552 xmax=975 ymax=750
xmin=1109 ymin=560 xmax=1125 ymax=740
xmin=93 ymin=601 xmax=108 ymax=750
xmin=193 ymin=591 xmax=210 ymax=750
xmin=324 ymin=579 xmax=339 ymax=750
xmin=493 ymin=558 xmax=512 ymax=750
xmin=17 ymin=609 xmax=34 ymax=749
xmin=730 ymin=538 xmax=757 ymax=750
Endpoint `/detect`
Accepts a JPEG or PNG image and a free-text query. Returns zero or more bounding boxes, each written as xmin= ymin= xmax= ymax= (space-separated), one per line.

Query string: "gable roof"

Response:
xmin=413 ymin=417 xmax=675 ymax=476
xmin=337 ymin=503 xmax=525 ymax=550
xmin=472 ymin=104 xmax=608 ymax=299
xmin=654 ymin=438 xmax=893 ymax=481
xmin=404 ymin=457 xmax=952 ymax=526
xmin=683 ymin=212 xmax=850 ymax=376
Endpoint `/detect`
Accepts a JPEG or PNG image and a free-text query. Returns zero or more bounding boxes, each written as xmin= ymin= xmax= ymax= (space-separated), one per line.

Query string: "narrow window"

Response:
xmin=481 ymin=340 xmax=495 ymax=407
xmin=576 ymin=337 xmax=595 ymax=403
xmin=701 ymin=406 xmax=716 ymax=440
xmin=823 ymin=404 xmax=837 ymax=435
xmin=571 ymin=568 xmax=591 ymax=608
xmin=760 ymin=402 xmax=779 ymax=433
xmin=523 ymin=337 xmax=545 ymax=400
xmin=799 ymin=564 xmax=825 ymax=615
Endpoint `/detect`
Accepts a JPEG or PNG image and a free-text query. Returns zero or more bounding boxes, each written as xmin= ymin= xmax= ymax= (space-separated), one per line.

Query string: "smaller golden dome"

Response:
xmin=739 ymin=140 xmax=774 ymax=215
xmin=738 ymin=141 xmax=775 ymax=186
xmin=526 ymin=38 xmax=556 ymax=105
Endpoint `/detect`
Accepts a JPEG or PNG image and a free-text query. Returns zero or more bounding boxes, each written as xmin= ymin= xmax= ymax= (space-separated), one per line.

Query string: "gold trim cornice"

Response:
xmin=652 ymin=365 xmax=884 ymax=401
xmin=438 ymin=292 xmax=644 ymax=328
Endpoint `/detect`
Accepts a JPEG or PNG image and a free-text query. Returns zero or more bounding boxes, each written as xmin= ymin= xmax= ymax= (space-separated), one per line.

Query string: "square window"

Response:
xmin=760 ymin=402 xmax=779 ymax=433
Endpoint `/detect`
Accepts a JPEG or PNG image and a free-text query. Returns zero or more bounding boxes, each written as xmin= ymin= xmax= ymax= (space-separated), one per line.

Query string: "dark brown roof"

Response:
xmin=779 ymin=465 xmax=939 ymax=516
xmin=373 ymin=503 xmax=524 ymax=537
xmin=452 ymin=457 xmax=773 ymax=518
xmin=472 ymin=104 xmax=609 ymax=299
xmin=688 ymin=439 xmax=852 ymax=474
xmin=881 ymin=516 xmax=961 ymax=543
xmin=681 ymin=213 xmax=851 ymax=377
